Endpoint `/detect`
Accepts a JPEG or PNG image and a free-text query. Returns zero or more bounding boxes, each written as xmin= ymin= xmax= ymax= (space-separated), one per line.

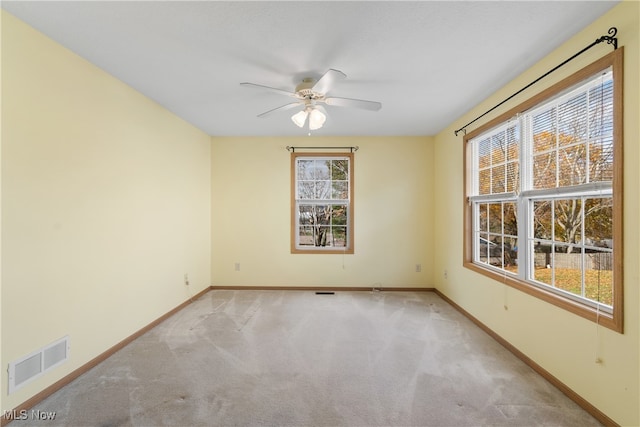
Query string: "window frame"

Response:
xmin=291 ymin=152 xmax=354 ymax=254
xmin=463 ymin=49 xmax=623 ymax=333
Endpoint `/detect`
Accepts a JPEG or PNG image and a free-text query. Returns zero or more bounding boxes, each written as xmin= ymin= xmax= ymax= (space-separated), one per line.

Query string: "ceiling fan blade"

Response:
xmin=257 ymin=102 xmax=302 ymax=118
xmin=312 ymin=69 xmax=346 ymax=94
xmin=324 ymin=96 xmax=382 ymax=111
xmin=240 ymin=82 xmax=298 ymax=98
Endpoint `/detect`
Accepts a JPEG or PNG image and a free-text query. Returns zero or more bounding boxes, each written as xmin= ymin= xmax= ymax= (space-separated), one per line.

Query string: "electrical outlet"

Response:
xmin=234 ymin=262 xmax=240 ymax=272
xmin=415 ymin=264 xmax=421 ymax=273
xmin=184 ymin=274 xmax=190 ymax=286
xmin=444 ymin=269 xmax=448 ymax=279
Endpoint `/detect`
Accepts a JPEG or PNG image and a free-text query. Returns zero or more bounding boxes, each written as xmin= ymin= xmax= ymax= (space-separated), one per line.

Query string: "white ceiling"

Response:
xmin=2 ymin=1 xmax=619 ymax=137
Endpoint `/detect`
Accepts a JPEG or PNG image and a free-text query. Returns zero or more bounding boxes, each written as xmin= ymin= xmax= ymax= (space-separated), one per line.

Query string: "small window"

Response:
xmin=291 ymin=152 xmax=354 ymax=254
xmin=464 ymin=49 xmax=623 ymax=332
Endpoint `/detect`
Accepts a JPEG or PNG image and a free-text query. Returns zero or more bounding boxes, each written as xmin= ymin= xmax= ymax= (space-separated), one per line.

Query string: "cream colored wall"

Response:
xmin=433 ymin=2 xmax=639 ymax=425
xmin=1 ymin=12 xmax=211 ymax=412
xmin=211 ymin=136 xmax=434 ymax=289
xmin=2 ymin=1 xmax=636 ymax=423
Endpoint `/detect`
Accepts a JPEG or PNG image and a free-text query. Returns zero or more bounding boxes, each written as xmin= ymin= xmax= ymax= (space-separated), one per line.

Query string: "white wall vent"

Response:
xmin=8 ymin=336 xmax=70 ymax=394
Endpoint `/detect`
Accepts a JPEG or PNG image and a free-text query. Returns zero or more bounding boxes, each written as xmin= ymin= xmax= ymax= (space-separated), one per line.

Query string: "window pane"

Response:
xmin=491 ymin=166 xmax=505 ymax=194
xmin=558 ymin=92 xmax=587 ymax=146
xmin=478 ymin=137 xmax=491 ymax=169
xmin=533 ymin=201 xmax=552 ymax=240
xmin=479 ymin=169 xmax=491 ymax=195
xmin=488 ymin=203 xmax=502 ymax=233
xmin=589 ymin=137 xmax=614 ymax=182
xmin=297 ymin=160 xmax=314 ymax=180
xmin=332 ymin=181 xmax=348 ymax=199
xmin=315 ymin=226 xmax=331 ymax=246
xmin=331 ymin=205 xmax=347 ymax=225
xmin=314 ymin=205 xmax=330 ymax=225
xmin=503 ymin=202 xmax=517 ymax=236
xmin=533 ymin=152 xmax=556 ymax=189
xmin=315 ymin=181 xmax=331 ymax=199
xmin=298 ymin=181 xmax=314 ymax=199
xmin=299 ymin=205 xmax=314 ymax=225
xmin=332 ymin=226 xmax=347 ymax=247
xmin=491 ymin=132 xmax=505 ymax=164
xmin=588 ymin=75 xmax=613 ymax=139
xmin=584 ymin=197 xmax=613 ymax=246
xmin=533 ymin=108 xmax=556 ymax=153
xmin=558 ymin=144 xmax=587 ymax=186
xmin=479 ymin=232 xmax=490 ymax=264
xmin=506 ymin=126 xmax=519 ymax=161
xmin=585 ymin=250 xmax=613 ymax=306
xmin=553 ymin=244 xmax=584 ymax=299
xmin=533 ymin=245 xmax=553 ymax=284
xmin=478 ymin=204 xmax=488 ymax=232
xmin=314 ymin=161 xmax=330 ymax=180
xmin=491 ymin=235 xmax=503 ymax=266
xmin=331 ymin=159 xmax=348 ymax=180
xmin=298 ymin=226 xmax=314 ymax=246
xmin=532 ymin=199 xmax=553 ymax=285
xmin=506 ymin=162 xmax=519 ymax=192
xmin=504 ymin=237 xmax=518 ymax=270
xmin=554 ymin=199 xmax=582 ymax=247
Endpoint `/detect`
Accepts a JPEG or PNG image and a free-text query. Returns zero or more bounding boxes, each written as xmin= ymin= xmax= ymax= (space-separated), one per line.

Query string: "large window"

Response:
xmin=464 ymin=49 xmax=623 ymax=332
xmin=291 ymin=152 xmax=354 ymax=254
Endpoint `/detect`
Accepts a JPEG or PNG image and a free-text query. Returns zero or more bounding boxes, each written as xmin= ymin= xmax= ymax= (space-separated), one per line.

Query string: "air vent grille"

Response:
xmin=8 ymin=336 xmax=69 ymax=394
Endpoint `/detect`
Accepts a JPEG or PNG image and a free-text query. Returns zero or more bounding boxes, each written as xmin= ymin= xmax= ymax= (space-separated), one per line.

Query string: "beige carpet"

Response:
xmin=8 ymin=290 xmax=601 ymax=426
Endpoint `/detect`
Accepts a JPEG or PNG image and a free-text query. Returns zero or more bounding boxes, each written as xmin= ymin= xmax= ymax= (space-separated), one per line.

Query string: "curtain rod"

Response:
xmin=454 ymin=27 xmax=618 ymax=137
xmin=286 ymin=146 xmax=359 ymax=152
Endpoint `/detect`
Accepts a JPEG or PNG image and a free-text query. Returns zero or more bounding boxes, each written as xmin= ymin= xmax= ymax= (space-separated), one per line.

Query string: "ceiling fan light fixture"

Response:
xmin=308 ymin=108 xmax=326 ymax=130
xmin=245 ymin=69 xmax=381 ymax=131
xmin=291 ymin=110 xmax=308 ymax=128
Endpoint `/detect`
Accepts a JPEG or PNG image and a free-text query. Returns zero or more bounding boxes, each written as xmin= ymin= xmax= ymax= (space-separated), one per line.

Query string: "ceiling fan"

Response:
xmin=240 ymin=69 xmax=382 ymax=131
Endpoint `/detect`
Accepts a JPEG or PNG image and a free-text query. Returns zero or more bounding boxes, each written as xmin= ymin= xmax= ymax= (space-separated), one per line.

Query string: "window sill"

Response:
xmin=291 ymin=248 xmax=354 ymax=254
xmin=463 ymin=261 xmax=622 ymax=333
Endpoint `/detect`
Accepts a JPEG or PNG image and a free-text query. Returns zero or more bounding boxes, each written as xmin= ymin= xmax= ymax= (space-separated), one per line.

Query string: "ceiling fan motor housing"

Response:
xmin=295 ymin=77 xmax=322 ymax=99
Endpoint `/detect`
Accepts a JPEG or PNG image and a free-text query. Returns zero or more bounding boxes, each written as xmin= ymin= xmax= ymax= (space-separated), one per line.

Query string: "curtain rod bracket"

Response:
xmin=454 ymin=27 xmax=618 ymax=137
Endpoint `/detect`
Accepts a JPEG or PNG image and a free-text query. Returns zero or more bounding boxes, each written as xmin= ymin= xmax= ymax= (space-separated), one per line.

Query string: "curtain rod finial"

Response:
xmin=597 ymin=27 xmax=618 ymax=50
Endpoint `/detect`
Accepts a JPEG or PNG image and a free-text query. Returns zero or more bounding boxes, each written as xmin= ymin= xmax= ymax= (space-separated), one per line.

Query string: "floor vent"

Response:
xmin=8 ymin=336 xmax=69 ymax=394
xmin=315 ymin=291 xmax=335 ymax=295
